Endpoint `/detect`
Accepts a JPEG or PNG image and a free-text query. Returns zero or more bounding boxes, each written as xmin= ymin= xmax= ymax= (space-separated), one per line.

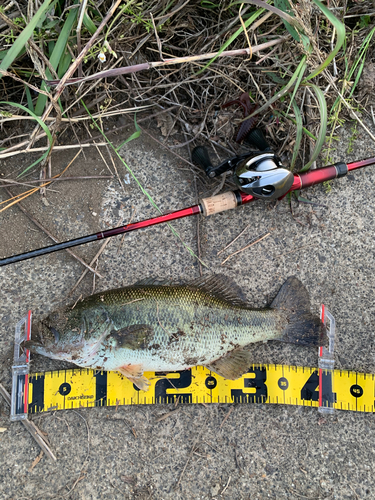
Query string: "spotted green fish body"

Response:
xmin=26 ymin=275 xmax=324 ymax=390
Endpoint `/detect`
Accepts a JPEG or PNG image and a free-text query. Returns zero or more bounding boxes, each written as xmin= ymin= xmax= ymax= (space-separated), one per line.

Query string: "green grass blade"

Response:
xmin=245 ymin=56 xmax=307 ymax=120
xmin=274 ymin=0 xmax=300 ymax=42
xmin=0 ymin=47 xmax=27 ymax=62
xmin=0 ymin=101 xmax=53 ymax=176
xmin=347 ymin=25 xmax=375 ymax=98
xmin=34 ymin=7 xmax=78 ymax=115
xmin=195 ymin=7 xmax=264 ymax=75
xmin=0 ymin=101 xmax=52 ymax=143
xmin=0 ymin=0 xmax=55 ymax=75
xmin=83 ymin=12 xmax=98 ymax=35
xmin=330 ymin=25 xmax=375 ymax=115
xmin=275 ymin=110 xmax=317 ymax=140
xmin=233 ymin=0 xmax=303 ymax=28
xmin=299 ymin=85 xmax=327 ymax=172
xmin=289 ymin=98 xmax=303 ymax=171
xmin=303 ymin=0 xmax=345 ymax=81
xmin=24 ymin=85 xmax=34 ymax=113
xmin=116 ymin=114 xmax=141 ymax=150
xmin=58 ymin=50 xmax=73 ymax=78
xmin=286 ymin=59 xmax=307 ymax=115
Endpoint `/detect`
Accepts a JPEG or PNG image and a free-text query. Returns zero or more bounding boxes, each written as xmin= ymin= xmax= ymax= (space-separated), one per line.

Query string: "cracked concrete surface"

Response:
xmin=0 ymin=118 xmax=375 ymax=499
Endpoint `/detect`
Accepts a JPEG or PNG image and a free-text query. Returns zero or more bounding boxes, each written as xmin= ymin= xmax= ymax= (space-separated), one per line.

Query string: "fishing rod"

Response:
xmin=1 ymin=128 xmax=374 ymax=268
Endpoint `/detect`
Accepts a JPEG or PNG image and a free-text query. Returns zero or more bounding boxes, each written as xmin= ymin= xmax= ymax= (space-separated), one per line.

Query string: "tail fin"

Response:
xmin=271 ymin=277 xmax=326 ymax=346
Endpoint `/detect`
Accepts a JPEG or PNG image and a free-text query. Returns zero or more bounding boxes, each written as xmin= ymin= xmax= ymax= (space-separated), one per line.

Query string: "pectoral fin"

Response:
xmin=205 ymin=349 xmax=252 ymax=380
xmin=117 ymin=363 xmax=151 ymax=391
xmin=110 ymin=324 xmax=154 ymax=350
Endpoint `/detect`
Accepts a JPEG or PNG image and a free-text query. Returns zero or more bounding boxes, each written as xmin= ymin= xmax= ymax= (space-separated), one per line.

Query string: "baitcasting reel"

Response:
xmin=192 ymin=128 xmax=294 ymax=201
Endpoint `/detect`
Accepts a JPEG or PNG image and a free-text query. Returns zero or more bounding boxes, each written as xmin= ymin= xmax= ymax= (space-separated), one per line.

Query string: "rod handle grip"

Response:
xmin=200 ymin=192 xmax=238 ymax=216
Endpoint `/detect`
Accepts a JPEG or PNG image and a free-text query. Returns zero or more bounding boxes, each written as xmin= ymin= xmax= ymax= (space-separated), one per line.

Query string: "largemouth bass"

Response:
xmin=25 ymin=275 xmax=324 ymax=391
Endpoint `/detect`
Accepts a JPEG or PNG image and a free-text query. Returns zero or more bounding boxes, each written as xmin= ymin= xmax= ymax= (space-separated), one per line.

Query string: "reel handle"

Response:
xmin=192 ymin=146 xmax=216 ymax=178
xmin=244 ymin=128 xmax=271 ymax=151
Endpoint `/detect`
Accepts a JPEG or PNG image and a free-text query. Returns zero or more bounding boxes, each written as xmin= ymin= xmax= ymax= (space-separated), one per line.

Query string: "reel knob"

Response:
xmin=192 ymin=146 xmax=216 ymax=178
xmin=244 ymin=128 xmax=270 ymax=151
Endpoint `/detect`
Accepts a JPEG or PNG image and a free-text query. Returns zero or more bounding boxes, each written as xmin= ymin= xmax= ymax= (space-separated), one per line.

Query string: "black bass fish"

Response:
xmin=25 ymin=275 xmax=324 ymax=391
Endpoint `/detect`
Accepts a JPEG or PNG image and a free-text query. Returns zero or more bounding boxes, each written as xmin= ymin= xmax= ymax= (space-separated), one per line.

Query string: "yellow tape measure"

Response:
xmin=25 ymin=364 xmax=374 ymax=414
xmin=10 ymin=308 xmax=374 ymax=419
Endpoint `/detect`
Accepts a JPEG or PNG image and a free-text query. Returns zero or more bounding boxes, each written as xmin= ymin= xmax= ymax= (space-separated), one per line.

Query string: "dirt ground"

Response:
xmin=1 ymin=116 xmax=375 ymax=500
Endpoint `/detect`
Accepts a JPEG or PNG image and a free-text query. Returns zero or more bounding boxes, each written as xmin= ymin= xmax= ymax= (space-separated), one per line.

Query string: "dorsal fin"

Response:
xmin=133 ymin=278 xmax=178 ymax=287
xmin=188 ymin=274 xmax=248 ymax=307
xmin=132 ymin=274 xmax=248 ymax=307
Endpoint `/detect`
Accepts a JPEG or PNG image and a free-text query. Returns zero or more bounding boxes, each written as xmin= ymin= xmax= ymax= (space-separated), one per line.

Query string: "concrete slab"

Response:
xmin=0 ymin=117 xmax=375 ymax=499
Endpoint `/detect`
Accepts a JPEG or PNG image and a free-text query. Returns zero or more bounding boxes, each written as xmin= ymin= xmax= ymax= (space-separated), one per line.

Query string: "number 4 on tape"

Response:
xmin=318 ymin=305 xmax=336 ymax=414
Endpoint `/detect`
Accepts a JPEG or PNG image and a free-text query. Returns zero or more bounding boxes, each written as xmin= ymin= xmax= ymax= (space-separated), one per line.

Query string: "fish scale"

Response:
xmin=96 ymin=285 xmax=281 ymax=373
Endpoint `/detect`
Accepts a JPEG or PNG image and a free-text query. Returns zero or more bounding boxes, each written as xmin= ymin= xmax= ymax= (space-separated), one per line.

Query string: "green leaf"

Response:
xmin=0 ymin=46 xmax=27 ymax=62
xmin=244 ymin=56 xmax=307 ymax=120
xmin=57 ymin=50 xmax=72 ymax=79
xmin=297 ymin=195 xmax=316 ymax=205
xmin=234 ymin=0 xmax=311 ymax=50
xmin=275 ymin=110 xmax=317 ymax=140
xmin=265 ymin=71 xmax=287 ymax=84
xmin=116 ymin=114 xmax=141 ymax=150
xmin=83 ymin=12 xmax=97 ymax=35
xmin=24 ymin=85 xmax=34 ymax=113
xmin=303 ymin=0 xmax=345 ymax=81
xmin=286 ymin=59 xmax=307 ymax=115
xmin=0 ymin=0 xmax=56 ymax=76
xmin=348 ymin=25 xmax=375 ymax=98
xmin=34 ymin=7 xmax=78 ymax=115
xmin=289 ymin=98 xmax=303 ymax=172
xmin=299 ymin=84 xmax=327 ymax=172
xmin=195 ymin=7 xmax=264 ymax=75
xmin=274 ymin=0 xmax=300 ymax=42
xmin=359 ymin=15 xmax=371 ymax=28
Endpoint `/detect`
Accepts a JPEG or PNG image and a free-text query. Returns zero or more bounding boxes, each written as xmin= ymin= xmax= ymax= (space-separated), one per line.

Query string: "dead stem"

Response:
xmin=221 ymin=232 xmax=271 ymax=265
xmin=174 ymin=417 xmax=208 ymax=489
xmin=0 ymin=383 xmax=57 ymax=462
xmin=217 ymin=224 xmax=250 ymax=256
xmin=0 ymin=175 xmax=113 ymax=189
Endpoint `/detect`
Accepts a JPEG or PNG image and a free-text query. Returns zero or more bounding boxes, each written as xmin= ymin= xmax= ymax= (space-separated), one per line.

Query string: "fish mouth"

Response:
xmin=22 ymin=325 xmax=59 ymax=352
xmin=22 ymin=339 xmax=44 ymax=350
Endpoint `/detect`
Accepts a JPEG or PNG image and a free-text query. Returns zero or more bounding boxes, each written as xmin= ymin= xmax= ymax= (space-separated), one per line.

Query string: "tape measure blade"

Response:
xmin=27 ymin=364 xmax=375 ymax=414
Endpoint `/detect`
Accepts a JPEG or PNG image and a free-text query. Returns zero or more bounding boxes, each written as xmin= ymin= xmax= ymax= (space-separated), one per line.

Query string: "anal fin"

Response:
xmin=205 ymin=349 xmax=252 ymax=380
xmin=127 ymin=375 xmax=151 ymax=391
xmin=117 ymin=364 xmax=151 ymax=391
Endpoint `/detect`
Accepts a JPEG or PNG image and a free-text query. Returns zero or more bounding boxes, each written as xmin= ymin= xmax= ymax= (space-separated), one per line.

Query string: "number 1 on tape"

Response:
xmin=11 ymin=311 xmax=32 ymax=421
